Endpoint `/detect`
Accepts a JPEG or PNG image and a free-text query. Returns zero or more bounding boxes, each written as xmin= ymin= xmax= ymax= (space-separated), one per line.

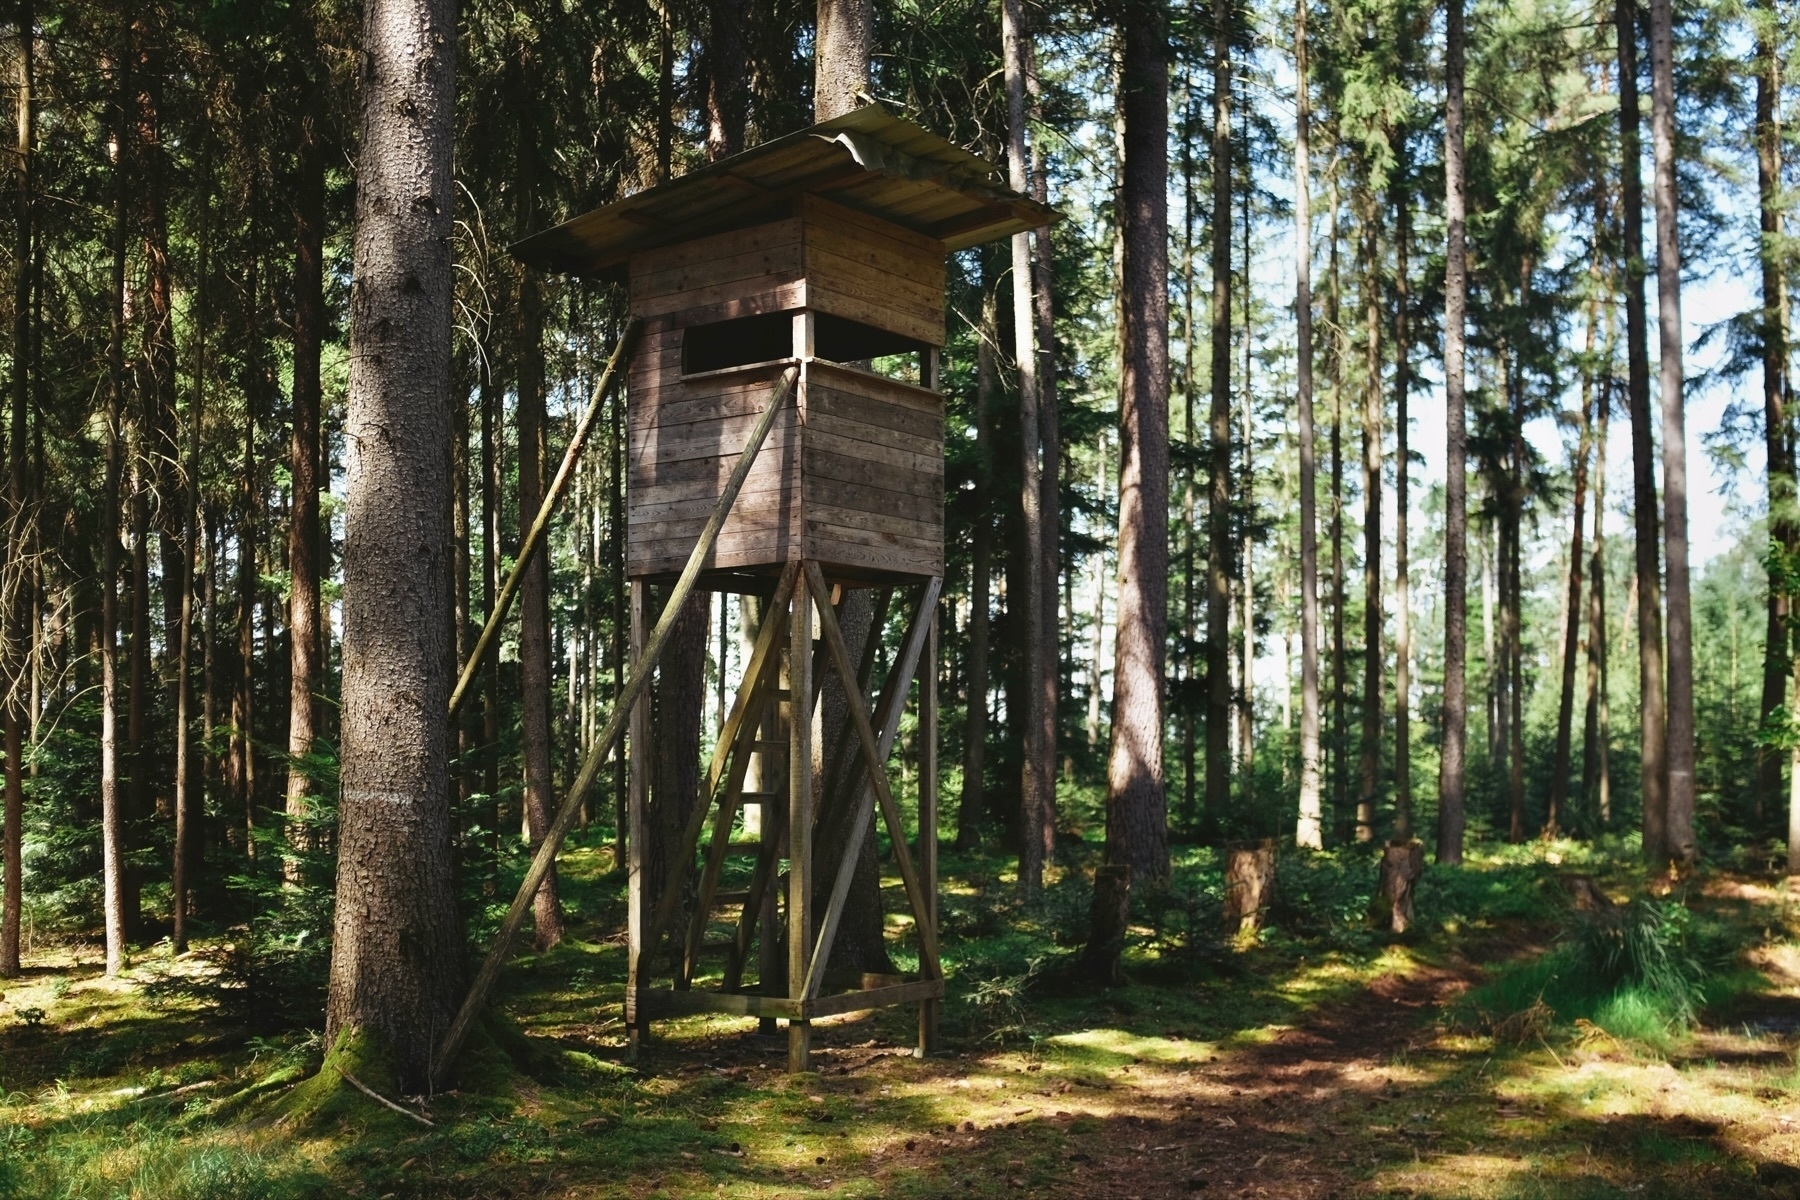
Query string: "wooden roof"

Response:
xmin=510 ymin=107 xmax=1056 ymax=278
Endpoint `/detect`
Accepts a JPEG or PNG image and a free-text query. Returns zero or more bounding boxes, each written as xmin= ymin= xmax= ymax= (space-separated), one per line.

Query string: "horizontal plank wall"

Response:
xmin=801 ymin=360 xmax=943 ymax=578
xmin=801 ymin=196 xmax=946 ymax=348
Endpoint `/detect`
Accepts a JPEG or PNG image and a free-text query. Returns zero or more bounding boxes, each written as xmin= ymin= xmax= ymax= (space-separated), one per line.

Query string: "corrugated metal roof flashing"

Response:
xmin=509 ymin=105 xmax=1056 ymax=278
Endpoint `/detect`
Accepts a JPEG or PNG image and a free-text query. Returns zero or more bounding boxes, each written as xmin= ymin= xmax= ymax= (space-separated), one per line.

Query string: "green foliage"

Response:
xmin=1569 ymin=900 xmax=1706 ymax=1029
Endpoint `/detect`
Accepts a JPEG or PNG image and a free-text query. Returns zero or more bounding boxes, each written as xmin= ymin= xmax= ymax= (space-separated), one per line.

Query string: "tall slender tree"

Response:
xmin=1204 ymin=0 xmax=1232 ymax=830
xmin=1294 ymin=0 xmax=1323 ymax=850
xmin=1617 ymin=0 xmax=1668 ymax=863
xmin=1649 ymin=0 xmax=1695 ymax=866
xmin=1005 ymin=0 xmax=1053 ymax=892
xmin=1095 ymin=0 xmax=1170 ymax=910
xmin=1437 ymin=0 xmax=1469 ymax=865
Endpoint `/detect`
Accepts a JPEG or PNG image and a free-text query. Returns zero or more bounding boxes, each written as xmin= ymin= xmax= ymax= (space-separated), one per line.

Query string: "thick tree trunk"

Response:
xmin=1356 ymin=199 xmax=1382 ymax=844
xmin=1649 ymin=0 xmax=1695 ymax=867
xmin=285 ymin=70 xmax=325 ymax=881
xmin=814 ymin=0 xmax=870 ymax=121
xmin=1224 ymin=839 xmax=1275 ymax=934
xmin=325 ymin=0 xmax=463 ymax=1091
xmin=1757 ymin=1 xmax=1793 ymax=826
xmin=1203 ymin=0 xmax=1232 ymax=832
xmin=650 ymin=592 xmax=707 ymax=967
xmin=1004 ymin=0 xmax=1052 ymax=892
xmin=174 ymin=180 xmax=205 ymax=950
xmin=956 ymin=268 xmax=997 ymax=851
xmin=1030 ymin=55 xmax=1060 ymax=844
xmin=1437 ymin=0 xmax=1469 ymax=865
xmin=1617 ymin=0 xmax=1668 ymax=864
xmin=1094 ymin=0 xmax=1169 ymax=911
xmin=1294 ymin=0 xmax=1322 ymax=850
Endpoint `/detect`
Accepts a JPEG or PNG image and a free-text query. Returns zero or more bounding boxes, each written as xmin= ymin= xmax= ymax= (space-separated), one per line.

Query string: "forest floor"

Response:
xmin=4 ymin=841 xmax=1800 ymax=1199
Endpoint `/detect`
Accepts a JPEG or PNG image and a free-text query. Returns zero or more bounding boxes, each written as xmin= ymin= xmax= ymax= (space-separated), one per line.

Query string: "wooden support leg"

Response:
xmin=918 ymin=606 xmax=940 ymax=1058
xmin=626 ymin=583 xmax=649 ymax=1060
xmin=787 ymin=568 xmax=813 ymax=1072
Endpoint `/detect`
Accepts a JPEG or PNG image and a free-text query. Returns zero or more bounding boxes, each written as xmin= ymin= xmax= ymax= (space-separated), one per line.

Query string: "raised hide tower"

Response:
xmin=514 ymin=106 xmax=1053 ymax=1071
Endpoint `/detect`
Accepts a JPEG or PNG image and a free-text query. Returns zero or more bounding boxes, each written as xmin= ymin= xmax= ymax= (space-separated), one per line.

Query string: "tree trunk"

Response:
xmin=1030 ymin=52 xmax=1060 ymax=850
xmin=325 ymin=0 xmax=463 ymax=1091
xmin=1372 ymin=840 xmax=1423 ymax=934
xmin=705 ymin=0 xmax=748 ymax=159
xmin=814 ymin=0 xmax=870 ymax=121
xmin=174 ymin=161 xmax=206 ymax=951
xmin=650 ymin=591 xmax=707 ymax=967
xmin=2 ymin=2 xmax=32 ymax=978
xmin=1356 ymin=197 xmax=1382 ymax=844
xmin=101 ymin=34 xmax=131 ymax=976
xmin=1617 ymin=0 xmax=1667 ymax=864
xmin=1756 ymin=0 xmax=1793 ymax=826
xmin=1328 ymin=169 xmax=1349 ymax=841
xmin=956 ymin=264 xmax=997 ymax=851
xmin=1223 ymin=839 xmax=1275 ymax=934
xmin=1548 ymin=358 xmax=1594 ymax=838
xmin=1294 ymin=0 xmax=1322 ymax=850
xmin=1582 ymin=375 xmax=1612 ymax=827
xmin=479 ymin=357 xmax=502 ymax=856
xmin=1203 ymin=0 xmax=1232 ymax=832
xmin=1392 ymin=186 xmax=1412 ymax=842
xmin=1094 ymin=0 xmax=1169 ymax=914
xmin=1437 ymin=0 xmax=1469 ymax=866
xmin=1649 ymin=0 xmax=1695 ymax=867
xmin=1004 ymin=0 xmax=1052 ymax=892
xmin=515 ymin=126 xmax=566 ymax=950
xmin=285 ymin=65 xmax=325 ymax=882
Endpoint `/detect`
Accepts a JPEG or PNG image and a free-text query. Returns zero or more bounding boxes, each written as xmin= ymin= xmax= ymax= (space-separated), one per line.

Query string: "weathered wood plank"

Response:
xmin=806 ymin=406 xmax=941 ymax=461
xmin=801 ymin=193 xmax=945 ymax=258
xmin=630 ymin=218 xmax=803 ymax=283
xmin=802 ymin=445 xmax=940 ymax=497
xmin=807 ymin=359 xmax=943 ymax=409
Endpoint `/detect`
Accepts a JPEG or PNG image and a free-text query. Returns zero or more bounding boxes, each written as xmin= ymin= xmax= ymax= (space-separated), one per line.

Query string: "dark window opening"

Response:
xmin=682 ymin=310 xmax=792 ymax=374
xmin=813 ymin=313 xmax=926 ymax=365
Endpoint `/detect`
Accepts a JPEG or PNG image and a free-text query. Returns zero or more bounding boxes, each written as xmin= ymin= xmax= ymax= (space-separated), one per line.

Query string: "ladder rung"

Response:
xmin=714 ymin=889 xmax=751 ymax=906
xmin=701 ymin=938 xmax=737 ymax=952
xmin=740 ymin=790 xmax=781 ymax=803
xmin=753 ymin=739 xmax=786 ymax=751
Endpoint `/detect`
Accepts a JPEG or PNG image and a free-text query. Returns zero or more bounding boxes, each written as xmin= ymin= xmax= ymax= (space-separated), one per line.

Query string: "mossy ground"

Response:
xmin=4 ymin=839 xmax=1800 ymax=1198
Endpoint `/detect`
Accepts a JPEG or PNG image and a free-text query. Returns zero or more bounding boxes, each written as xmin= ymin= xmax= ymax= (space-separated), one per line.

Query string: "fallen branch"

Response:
xmin=334 ymin=1064 xmax=434 ymax=1127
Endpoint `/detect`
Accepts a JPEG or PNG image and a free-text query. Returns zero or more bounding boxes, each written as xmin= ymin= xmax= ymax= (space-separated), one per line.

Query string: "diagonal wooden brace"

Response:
xmin=449 ymin=320 xmax=641 ymax=722
xmin=802 ymin=562 xmax=943 ymax=990
xmin=432 ymin=365 xmax=797 ymax=1087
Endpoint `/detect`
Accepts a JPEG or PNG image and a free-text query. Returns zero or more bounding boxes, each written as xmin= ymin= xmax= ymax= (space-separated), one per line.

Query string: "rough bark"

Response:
xmin=814 ymin=0 xmax=871 ymax=121
xmin=1096 ymin=0 xmax=1169 ymax=901
xmin=705 ymin=0 xmax=748 ymax=159
xmin=1436 ymin=0 xmax=1469 ymax=866
xmin=1203 ymin=0 xmax=1232 ymax=831
xmin=1372 ymin=840 xmax=1423 ymax=934
xmin=1617 ymin=0 xmax=1668 ymax=864
xmin=1030 ymin=54 xmax=1060 ymax=850
xmin=1294 ymin=0 xmax=1322 ymax=850
xmin=325 ymin=0 xmax=463 ymax=1091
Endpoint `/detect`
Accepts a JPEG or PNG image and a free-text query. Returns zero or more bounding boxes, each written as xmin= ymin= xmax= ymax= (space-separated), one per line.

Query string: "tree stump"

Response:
xmin=1078 ymin=863 xmax=1132 ymax=986
xmin=1371 ymin=839 xmax=1425 ymax=934
xmin=1561 ymin=874 xmax=1615 ymax=912
xmin=1223 ymin=839 xmax=1277 ymax=935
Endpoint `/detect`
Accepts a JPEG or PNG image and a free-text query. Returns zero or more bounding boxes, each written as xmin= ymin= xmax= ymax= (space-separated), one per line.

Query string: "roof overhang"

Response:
xmin=510 ymin=106 xmax=1057 ymax=279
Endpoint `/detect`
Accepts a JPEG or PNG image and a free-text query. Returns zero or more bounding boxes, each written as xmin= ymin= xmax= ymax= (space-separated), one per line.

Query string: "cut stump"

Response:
xmin=1224 ymin=839 xmax=1277 ymax=935
xmin=1371 ymin=839 xmax=1424 ymax=934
